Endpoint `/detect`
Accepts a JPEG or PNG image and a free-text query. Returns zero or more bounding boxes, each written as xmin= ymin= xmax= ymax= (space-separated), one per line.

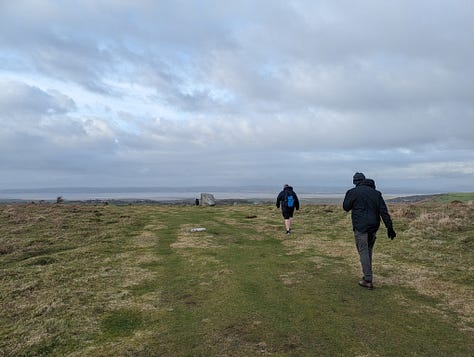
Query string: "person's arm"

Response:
xmin=379 ymin=195 xmax=392 ymax=228
xmin=276 ymin=192 xmax=282 ymax=208
xmin=342 ymin=189 xmax=354 ymax=212
xmin=295 ymin=193 xmax=300 ymax=210
xmin=379 ymin=193 xmax=396 ymax=239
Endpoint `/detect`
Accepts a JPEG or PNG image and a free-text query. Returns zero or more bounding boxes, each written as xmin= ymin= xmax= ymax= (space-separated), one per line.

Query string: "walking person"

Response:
xmin=276 ymin=184 xmax=300 ymax=235
xmin=343 ymin=173 xmax=396 ymax=289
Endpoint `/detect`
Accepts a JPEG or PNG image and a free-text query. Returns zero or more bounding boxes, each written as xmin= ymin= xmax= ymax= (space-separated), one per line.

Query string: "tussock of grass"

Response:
xmin=411 ymin=211 xmax=466 ymax=231
xmin=0 ymin=202 xmax=473 ymax=355
xmin=391 ymin=205 xmax=418 ymax=218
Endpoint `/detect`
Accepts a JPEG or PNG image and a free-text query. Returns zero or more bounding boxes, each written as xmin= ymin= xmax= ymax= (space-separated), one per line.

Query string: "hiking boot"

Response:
xmin=358 ymin=280 xmax=373 ymax=289
xmin=286 ymin=230 xmax=291 ymax=235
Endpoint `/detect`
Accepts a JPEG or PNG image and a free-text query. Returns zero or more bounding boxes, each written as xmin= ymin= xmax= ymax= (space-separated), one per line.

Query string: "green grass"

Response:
xmin=432 ymin=192 xmax=474 ymax=203
xmin=0 ymin=202 xmax=473 ymax=356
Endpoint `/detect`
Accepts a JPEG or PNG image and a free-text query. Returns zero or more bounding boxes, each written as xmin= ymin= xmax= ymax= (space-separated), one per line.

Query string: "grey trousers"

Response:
xmin=354 ymin=230 xmax=377 ymax=282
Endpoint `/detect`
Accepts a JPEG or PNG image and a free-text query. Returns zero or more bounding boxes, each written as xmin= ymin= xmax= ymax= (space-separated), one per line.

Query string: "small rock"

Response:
xmin=190 ymin=227 xmax=206 ymax=232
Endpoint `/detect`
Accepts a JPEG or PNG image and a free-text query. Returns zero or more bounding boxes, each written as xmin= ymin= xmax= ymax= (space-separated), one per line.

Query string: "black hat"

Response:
xmin=353 ymin=172 xmax=365 ymax=185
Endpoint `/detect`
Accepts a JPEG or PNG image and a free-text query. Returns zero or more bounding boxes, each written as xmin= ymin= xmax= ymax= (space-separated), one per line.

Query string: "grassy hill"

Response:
xmin=388 ymin=192 xmax=474 ymax=204
xmin=1 ymin=201 xmax=473 ymax=355
xmin=431 ymin=192 xmax=474 ymax=203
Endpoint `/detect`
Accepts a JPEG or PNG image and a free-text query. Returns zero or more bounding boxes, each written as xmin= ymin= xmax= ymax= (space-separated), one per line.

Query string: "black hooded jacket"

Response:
xmin=276 ymin=186 xmax=300 ymax=211
xmin=343 ymin=180 xmax=393 ymax=233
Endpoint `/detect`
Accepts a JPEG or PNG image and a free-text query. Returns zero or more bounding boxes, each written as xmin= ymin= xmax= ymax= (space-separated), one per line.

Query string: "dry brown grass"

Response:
xmin=410 ymin=211 xmax=465 ymax=231
xmin=376 ymin=203 xmax=474 ymax=330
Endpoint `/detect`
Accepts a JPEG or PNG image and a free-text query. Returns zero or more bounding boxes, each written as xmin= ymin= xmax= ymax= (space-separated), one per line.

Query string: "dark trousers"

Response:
xmin=354 ymin=230 xmax=377 ymax=282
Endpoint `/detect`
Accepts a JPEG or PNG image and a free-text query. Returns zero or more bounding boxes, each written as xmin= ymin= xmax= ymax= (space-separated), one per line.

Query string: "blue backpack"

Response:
xmin=285 ymin=192 xmax=295 ymax=208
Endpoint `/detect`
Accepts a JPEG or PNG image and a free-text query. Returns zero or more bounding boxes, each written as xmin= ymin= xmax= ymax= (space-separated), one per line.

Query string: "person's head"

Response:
xmin=364 ymin=178 xmax=376 ymax=189
xmin=353 ymin=172 xmax=365 ymax=186
xmin=284 ymin=184 xmax=290 ymax=189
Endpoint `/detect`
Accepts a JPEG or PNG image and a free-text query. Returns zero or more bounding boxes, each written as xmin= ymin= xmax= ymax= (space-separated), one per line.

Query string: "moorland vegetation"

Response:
xmin=0 ymin=194 xmax=473 ymax=355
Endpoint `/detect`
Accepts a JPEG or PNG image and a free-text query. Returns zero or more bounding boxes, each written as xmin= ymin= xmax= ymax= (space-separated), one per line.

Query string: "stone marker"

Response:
xmin=200 ymin=193 xmax=216 ymax=206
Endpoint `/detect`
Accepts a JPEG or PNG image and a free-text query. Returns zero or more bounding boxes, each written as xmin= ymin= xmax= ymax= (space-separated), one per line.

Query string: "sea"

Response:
xmin=0 ymin=186 xmax=417 ymax=202
xmin=0 ymin=187 xmax=344 ymax=201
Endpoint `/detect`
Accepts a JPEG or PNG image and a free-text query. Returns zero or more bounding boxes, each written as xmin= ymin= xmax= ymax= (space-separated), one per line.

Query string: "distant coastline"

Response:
xmin=0 ymin=186 xmax=337 ymax=202
xmin=0 ymin=190 xmax=345 ymax=205
xmin=0 ymin=186 xmax=460 ymax=205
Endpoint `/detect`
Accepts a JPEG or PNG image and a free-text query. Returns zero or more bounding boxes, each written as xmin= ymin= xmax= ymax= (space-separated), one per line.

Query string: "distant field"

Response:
xmin=432 ymin=192 xmax=474 ymax=203
xmin=1 ymin=200 xmax=473 ymax=356
xmin=387 ymin=192 xmax=474 ymax=204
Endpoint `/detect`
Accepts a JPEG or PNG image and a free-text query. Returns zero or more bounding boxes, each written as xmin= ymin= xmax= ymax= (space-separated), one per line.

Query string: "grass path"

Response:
xmin=0 ymin=203 xmax=473 ymax=355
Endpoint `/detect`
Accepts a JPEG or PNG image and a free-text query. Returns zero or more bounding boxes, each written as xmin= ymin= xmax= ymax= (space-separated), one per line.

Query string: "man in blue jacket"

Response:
xmin=276 ymin=184 xmax=300 ymax=235
xmin=343 ymin=173 xmax=396 ymax=289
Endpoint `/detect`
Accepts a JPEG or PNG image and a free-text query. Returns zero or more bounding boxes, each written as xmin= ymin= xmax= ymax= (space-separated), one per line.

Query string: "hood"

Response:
xmin=361 ymin=179 xmax=376 ymax=189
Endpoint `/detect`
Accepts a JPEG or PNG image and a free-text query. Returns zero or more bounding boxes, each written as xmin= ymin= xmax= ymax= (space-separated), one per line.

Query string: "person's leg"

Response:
xmin=367 ymin=232 xmax=377 ymax=266
xmin=285 ymin=209 xmax=294 ymax=233
xmin=354 ymin=230 xmax=373 ymax=283
xmin=282 ymin=210 xmax=290 ymax=233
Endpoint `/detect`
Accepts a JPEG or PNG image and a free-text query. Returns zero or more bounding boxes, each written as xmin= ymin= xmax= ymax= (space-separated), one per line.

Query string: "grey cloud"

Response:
xmin=0 ymin=81 xmax=120 ymax=168
xmin=31 ymin=40 xmax=115 ymax=94
xmin=0 ymin=80 xmax=76 ymax=117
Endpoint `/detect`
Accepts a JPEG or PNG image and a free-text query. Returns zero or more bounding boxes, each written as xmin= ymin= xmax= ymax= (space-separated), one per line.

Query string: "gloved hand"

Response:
xmin=387 ymin=227 xmax=396 ymax=240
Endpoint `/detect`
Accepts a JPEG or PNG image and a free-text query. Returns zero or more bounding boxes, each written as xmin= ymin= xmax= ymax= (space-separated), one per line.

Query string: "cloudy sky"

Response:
xmin=1 ymin=0 xmax=473 ymax=193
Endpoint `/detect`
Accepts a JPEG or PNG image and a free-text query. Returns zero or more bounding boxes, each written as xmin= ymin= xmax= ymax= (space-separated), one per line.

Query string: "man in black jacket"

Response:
xmin=276 ymin=184 xmax=300 ymax=235
xmin=343 ymin=173 xmax=396 ymax=289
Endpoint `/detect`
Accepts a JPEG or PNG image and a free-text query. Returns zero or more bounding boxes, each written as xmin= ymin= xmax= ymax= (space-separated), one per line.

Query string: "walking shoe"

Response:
xmin=358 ymin=280 xmax=373 ymax=289
xmin=286 ymin=230 xmax=291 ymax=235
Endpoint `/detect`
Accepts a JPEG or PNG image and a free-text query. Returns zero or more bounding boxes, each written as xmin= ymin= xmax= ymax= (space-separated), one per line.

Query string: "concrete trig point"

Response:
xmin=200 ymin=193 xmax=216 ymax=206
